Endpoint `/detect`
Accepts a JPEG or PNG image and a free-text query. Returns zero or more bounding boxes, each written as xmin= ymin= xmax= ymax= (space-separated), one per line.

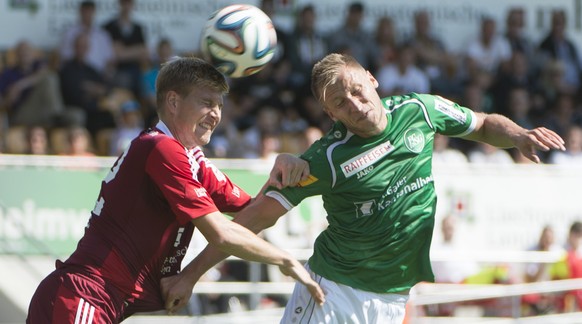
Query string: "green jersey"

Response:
xmin=265 ymin=93 xmax=476 ymax=293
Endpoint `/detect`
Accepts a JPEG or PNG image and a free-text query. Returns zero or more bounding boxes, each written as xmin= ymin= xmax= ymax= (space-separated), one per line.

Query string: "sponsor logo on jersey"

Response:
xmin=340 ymin=141 xmax=394 ymax=178
xmin=404 ymin=128 xmax=425 ymax=153
xmin=434 ymin=96 xmax=466 ymax=124
xmin=354 ymin=200 xmax=376 ymax=218
xmin=174 ymin=227 xmax=185 ymax=247
xmin=232 ymin=186 xmax=241 ymax=198
xmin=297 ymin=174 xmax=318 ymax=187
xmin=194 ymin=188 xmax=207 ymax=197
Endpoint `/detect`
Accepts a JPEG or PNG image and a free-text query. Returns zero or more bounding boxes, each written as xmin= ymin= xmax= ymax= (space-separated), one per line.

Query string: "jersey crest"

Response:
xmin=403 ymin=128 xmax=425 ymax=153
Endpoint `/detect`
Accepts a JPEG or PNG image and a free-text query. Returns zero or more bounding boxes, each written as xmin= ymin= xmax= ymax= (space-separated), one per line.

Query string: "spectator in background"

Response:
xmin=430 ymin=54 xmax=466 ymax=102
xmin=59 ymin=33 xmax=115 ymax=137
xmin=431 ymin=215 xmax=481 ymax=285
xmin=522 ymin=225 xmax=564 ymax=315
xmin=109 ymin=99 xmax=144 ymax=156
xmin=548 ymin=125 xmax=582 ymax=165
xmin=287 ymin=5 xmax=327 ymax=89
xmin=238 ymin=106 xmax=282 ymax=159
xmin=525 ymin=225 xmax=564 ymax=283
xmin=26 ymin=126 xmax=51 ymax=155
xmin=428 ymin=214 xmax=480 ymax=316
xmin=432 ymin=133 xmax=469 ymax=165
xmin=60 ymin=0 xmax=115 ymax=77
xmin=468 ymin=142 xmax=515 ymax=165
xmin=503 ymin=7 xmax=537 ymax=71
xmin=65 ymin=126 xmax=96 ymax=157
xmin=2 ymin=126 xmax=29 ymax=154
xmin=505 ymin=87 xmax=536 ymax=130
xmin=260 ymin=132 xmax=282 ymax=163
xmin=538 ymin=10 xmax=582 ymax=94
xmin=461 ymin=81 xmax=493 ymax=114
xmin=293 ymin=86 xmax=333 ymax=133
xmin=405 ymin=10 xmax=448 ymax=83
xmin=142 ymin=38 xmax=174 ymax=126
xmin=533 ymin=60 xmax=573 ymax=114
xmin=490 ymin=52 xmax=537 ymax=117
xmin=327 ymin=2 xmax=377 ymax=71
xmin=0 ymin=40 xmax=64 ymax=128
xmin=103 ymin=0 xmax=148 ymax=100
xmin=542 ymin=93 xmax=578 ymax=138
xmin=556 ymin=221 xmax=582 ymax=311
xmin=372 ymin=16 xmax=398 ymax=70
xmin=376 ymin=43 xmax=430 ymax=96
xmin=465 ymin=16 xmax=512 ymax=76
xmin=259 ymin=0 xmax=289 ymax=65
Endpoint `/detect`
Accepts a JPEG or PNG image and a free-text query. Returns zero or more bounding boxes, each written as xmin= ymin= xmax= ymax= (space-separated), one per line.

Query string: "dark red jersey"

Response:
xmin=64 ymin=122 xmax=251 ymax=313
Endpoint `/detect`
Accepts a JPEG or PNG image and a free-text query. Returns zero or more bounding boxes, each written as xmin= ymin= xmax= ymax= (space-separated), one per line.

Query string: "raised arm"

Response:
xmin=460 ymin=112 xmax=566 ymax=163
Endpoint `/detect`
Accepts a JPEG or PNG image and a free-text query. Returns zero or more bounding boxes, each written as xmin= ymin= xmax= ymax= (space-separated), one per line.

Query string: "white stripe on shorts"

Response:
xmin=74 ymin=298 xmax=96 ymax=324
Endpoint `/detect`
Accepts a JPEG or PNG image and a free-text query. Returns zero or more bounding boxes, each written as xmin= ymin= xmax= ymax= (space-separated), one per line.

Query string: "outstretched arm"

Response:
xmin=461 ymin=112 xmax=565 ymax=163
xmin=161 ymin=196 xmax=324 ymax=313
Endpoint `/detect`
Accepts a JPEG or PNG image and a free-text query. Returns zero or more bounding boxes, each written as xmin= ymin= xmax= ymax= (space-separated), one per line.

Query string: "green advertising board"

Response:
xmin=0 ymin=156 xmax=319 ymax=256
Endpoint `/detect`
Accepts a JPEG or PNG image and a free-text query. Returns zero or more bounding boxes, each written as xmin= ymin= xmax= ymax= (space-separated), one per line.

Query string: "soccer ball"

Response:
xmin=200 ymin=4 xmax=277 ymax=78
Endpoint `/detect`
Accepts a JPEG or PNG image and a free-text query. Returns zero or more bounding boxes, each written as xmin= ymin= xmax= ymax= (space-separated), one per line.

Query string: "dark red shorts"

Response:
xmin=27 ymin=267 xmax=125 ymax=324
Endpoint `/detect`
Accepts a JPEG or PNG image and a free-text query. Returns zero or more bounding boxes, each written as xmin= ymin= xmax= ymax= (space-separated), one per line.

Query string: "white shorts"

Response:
xmin=281 ymin=264 xmax=409 ymax=324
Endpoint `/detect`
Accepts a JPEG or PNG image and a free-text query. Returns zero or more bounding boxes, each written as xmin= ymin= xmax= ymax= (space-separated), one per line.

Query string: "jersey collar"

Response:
xmin=155 ymin=120 xmax=174 ymax=139
xmin=154 ymin=120 xmax=201 ymax=153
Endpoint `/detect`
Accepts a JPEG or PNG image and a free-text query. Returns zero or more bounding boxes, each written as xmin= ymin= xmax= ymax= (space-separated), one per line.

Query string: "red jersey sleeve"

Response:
xmin=192 ymin=148 xmax=252 ymax=213
xmin=144 ymin=139 xmax=251 ymax=224
xmin=145 ymin=138 xmax=219 ymax=224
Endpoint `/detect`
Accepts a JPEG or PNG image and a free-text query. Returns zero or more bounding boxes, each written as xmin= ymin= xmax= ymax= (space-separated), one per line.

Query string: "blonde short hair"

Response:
xmin=310 ymin=53 xmax=364 ymax=103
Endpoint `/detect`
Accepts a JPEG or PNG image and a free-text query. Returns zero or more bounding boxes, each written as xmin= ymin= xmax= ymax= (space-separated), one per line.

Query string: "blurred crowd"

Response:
xmin=1 ymin=0 xmax=582 ymax=163
xmin=426 ymin=216 xmax=582 ymax=317
xmin=1 ymin=0 xmax=581 ymax=318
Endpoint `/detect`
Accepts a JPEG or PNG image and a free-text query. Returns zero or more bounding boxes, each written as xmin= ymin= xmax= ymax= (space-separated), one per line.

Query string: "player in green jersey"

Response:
xmin=160 ymin=53 xmax=566 ymax=323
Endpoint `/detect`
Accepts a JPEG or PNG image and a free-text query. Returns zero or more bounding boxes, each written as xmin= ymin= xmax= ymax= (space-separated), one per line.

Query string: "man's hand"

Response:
xmin=515 ymin=127 xmax=565 ymax=163
xmin=279 ymin=259 xmax=326 ymax=306
xmin=268 ymin=153 xmax=310 ymax=189
xmin=160 ymin=273 xmax=196 ymax=315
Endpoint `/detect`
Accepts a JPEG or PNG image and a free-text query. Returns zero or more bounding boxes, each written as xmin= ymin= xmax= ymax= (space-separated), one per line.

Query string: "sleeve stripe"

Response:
xmin=327 ymin=132 xmax=353 ymax=188
xmin=455 ymin=110 xmax=478 ymax=137
xmin=265 ymin=191 xmax=294 ymax=210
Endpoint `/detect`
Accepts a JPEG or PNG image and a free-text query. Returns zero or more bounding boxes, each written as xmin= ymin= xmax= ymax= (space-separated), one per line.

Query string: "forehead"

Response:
xmin=185 ymin=84 xmax=222 ymax=97
xmin=324 ymin=67 xmax=365 ymax=99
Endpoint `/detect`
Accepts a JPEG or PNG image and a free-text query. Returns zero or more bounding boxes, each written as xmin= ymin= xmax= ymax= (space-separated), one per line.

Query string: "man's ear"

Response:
xmin=324 ymin=107 xmax=337 ymax=121
xmin=367 ymin=70 xmax=379 ymax=89
xmin=166 ymin=91 xmax=178 ymax=113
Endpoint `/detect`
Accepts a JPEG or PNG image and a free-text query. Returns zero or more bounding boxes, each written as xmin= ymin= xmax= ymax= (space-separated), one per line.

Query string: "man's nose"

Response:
xmin=347 ymin=97 xmax=364 ymax=113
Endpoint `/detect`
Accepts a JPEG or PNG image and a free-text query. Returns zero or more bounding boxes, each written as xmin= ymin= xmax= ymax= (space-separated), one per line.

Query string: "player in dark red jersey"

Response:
xmin=26 ymin=57 xmax=324 ymax=323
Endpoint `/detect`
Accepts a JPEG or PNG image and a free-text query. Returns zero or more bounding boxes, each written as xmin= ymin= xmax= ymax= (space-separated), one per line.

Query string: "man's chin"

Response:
xmin=196 ymin=135 xmax=212 ymax=146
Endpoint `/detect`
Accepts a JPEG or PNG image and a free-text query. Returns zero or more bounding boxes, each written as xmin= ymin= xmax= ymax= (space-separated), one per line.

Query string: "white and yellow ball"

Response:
xmin=200 ymin=4 xmax=277 ymax=78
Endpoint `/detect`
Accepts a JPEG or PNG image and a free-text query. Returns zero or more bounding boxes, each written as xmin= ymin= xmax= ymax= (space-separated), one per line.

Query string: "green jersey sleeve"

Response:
xmin=413 ymin=93 xmax=477 ymax=137
xmin=265 ymin=127 xmax=339 ymax=209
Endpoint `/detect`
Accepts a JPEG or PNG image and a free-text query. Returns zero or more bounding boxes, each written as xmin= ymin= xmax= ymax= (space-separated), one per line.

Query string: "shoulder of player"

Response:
xmin=137 ymin=129 xmax=188 ymax=157
xmin=301 ymin=131 xmax=349 ymax=183
xmin=383 ymin=93 xmax=437 ymax=109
